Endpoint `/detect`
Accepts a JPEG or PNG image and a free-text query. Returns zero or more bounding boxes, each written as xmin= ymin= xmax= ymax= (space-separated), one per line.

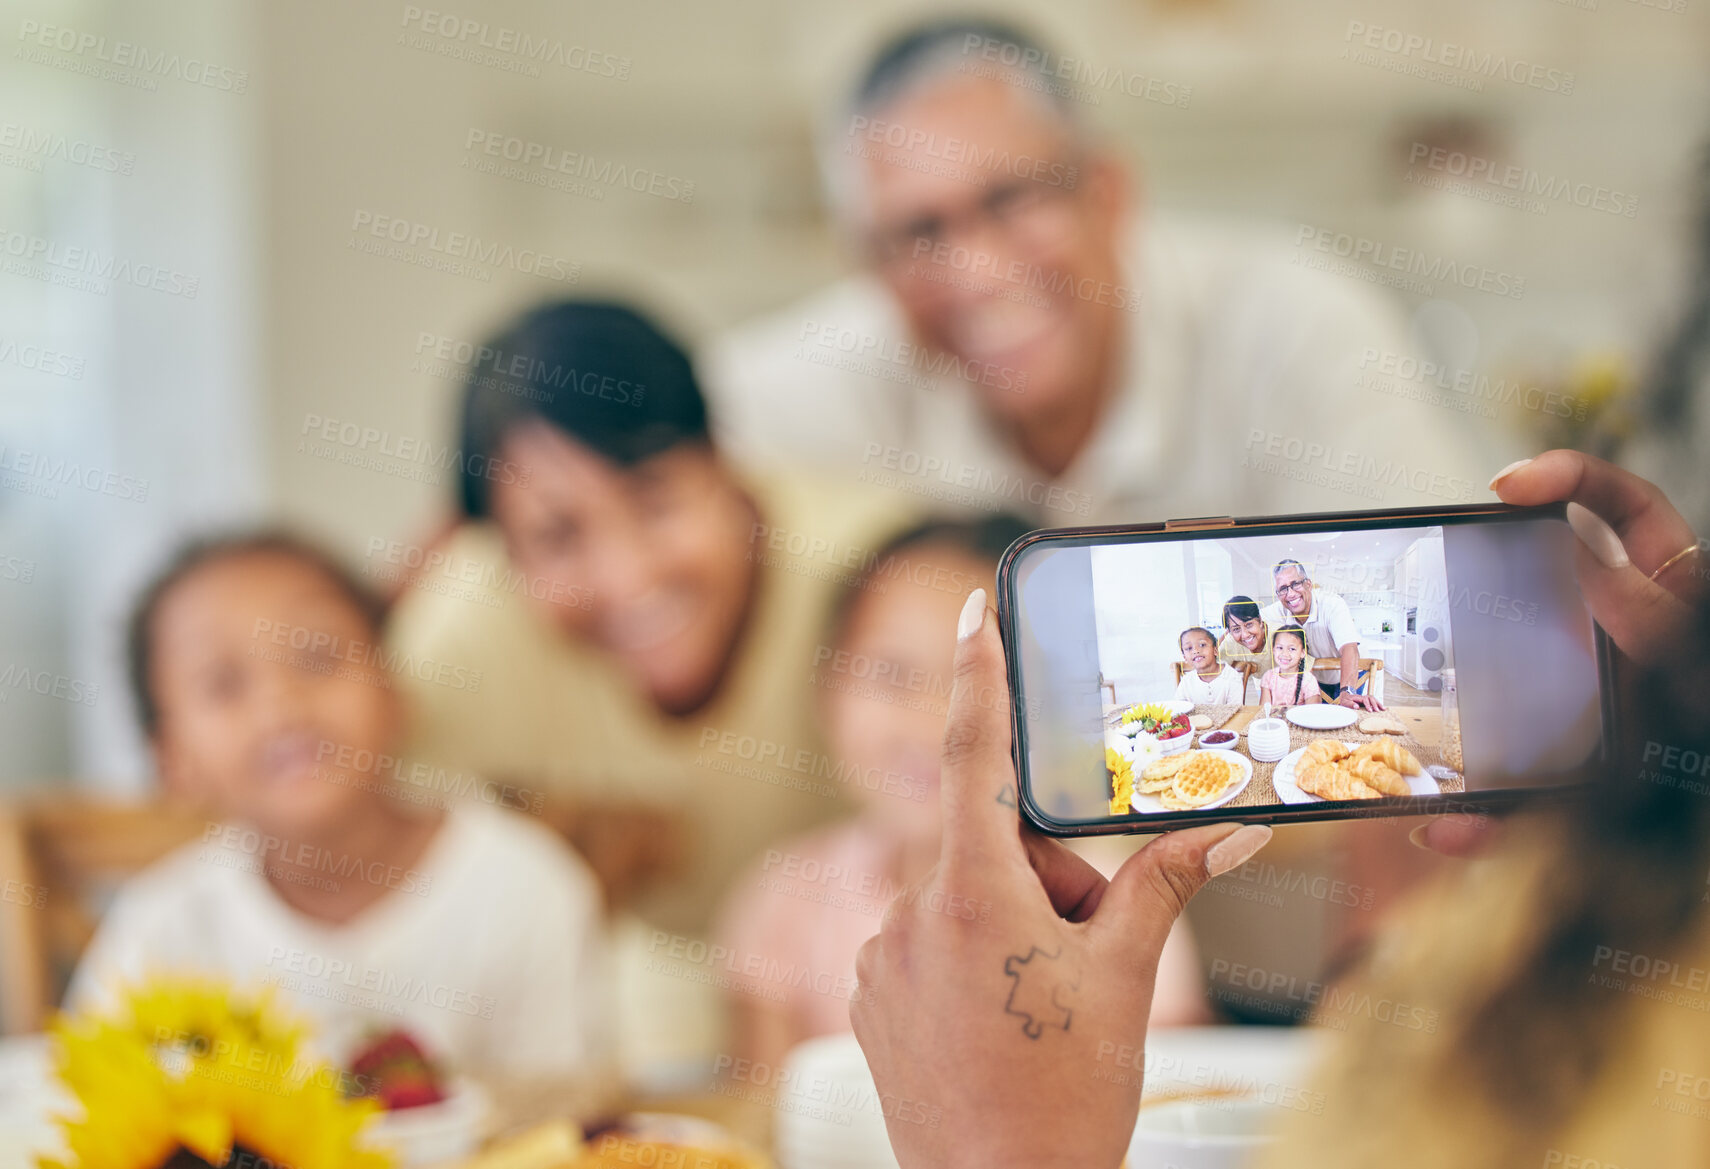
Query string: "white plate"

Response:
xmin=1284 ymin=704 xmax=1358 ymax=730
xmin=1126 ymin=751 xmax=1253 ymax=815
xmin=1271 ymin=744 xmax=1442 ymax=805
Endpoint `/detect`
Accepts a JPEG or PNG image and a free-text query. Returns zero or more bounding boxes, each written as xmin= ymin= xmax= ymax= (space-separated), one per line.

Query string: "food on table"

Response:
xmin=1346 ymin=755 xmax=1410 ymax=797
xmin=1189 ymin=714 xmax=1212 ymax=731
xmin=348 ymin=1028 xmax=446 ymax=1110
xmin=1122 ymin=703 xmax=1193 ymax=740
xmin=1358 ymin=713 xmax=1407 ymax=736
xmin=1139 ymin=753 xmax=1190 ymax=793
xmin=1296 ymin=757 xmax=1385 ymax=801
xmin=1107 ymin=747 xmax=1135 ymax=814
xmin=1301 ymin=738 xmax=1351 ymax=767
xmin=1442 ymin=716 xmax=1464 ymax=773
xmin=1353 ymin=737 xmax=1421 ymax=776
xmin=1200 ymin=730 xmax=1236 ymax=745
xmin=1160 ymin=752 xmax=1236 ymax=810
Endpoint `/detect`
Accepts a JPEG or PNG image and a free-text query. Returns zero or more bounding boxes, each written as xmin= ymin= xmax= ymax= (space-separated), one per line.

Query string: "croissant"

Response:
xmin=1353 ymin=738 xmax=1422 ymax=776
xmin=1346 ymin=756 xmax=1410 ymax=797
xmin=1296 ymin=759 xmax=1384 ymax=801
xmin=1301 ymin=738 xmax=1351 ymax=766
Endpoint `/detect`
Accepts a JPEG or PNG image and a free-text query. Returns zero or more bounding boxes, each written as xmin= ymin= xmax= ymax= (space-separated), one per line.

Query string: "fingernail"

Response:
xmin=1487 ymin=458 xmax=1533 ymax=491
xmin=1205 ymin=824 xmax=1272 ymax=877
xmin=1408 ymin=824 xmax=1432 ymax=851
xmin=957 ymin=588 xmax=987 ymax=642
xmin=1566 ymin=502 xmax=1630 ymax=570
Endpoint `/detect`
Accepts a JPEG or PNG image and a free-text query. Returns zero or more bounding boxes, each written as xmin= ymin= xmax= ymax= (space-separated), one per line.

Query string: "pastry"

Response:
xmin=1162 ymin=752 xmax=1234 ymax=809
xmin=1295 ymin=759 xmax=1384 ymax=801
xmin=1358 ymin=714 xmax=1406 ymax=736
xmin=1301 ymin=738 xmax=1351 ymax=766
xmin=1139 ymin=754 xmax=1191 ymax=793
xmin=1352 ymin=738 xmax=1422 ymax=776
xmin=1346 ymin=755 xmax=1410 ymax=797
xmin=1189 ymin=714 xmax=1212 ymax=731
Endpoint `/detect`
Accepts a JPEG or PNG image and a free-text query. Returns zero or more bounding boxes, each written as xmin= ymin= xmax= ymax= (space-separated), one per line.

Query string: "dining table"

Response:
xmin=1111 ymin=702 xmax=1458 ymax=809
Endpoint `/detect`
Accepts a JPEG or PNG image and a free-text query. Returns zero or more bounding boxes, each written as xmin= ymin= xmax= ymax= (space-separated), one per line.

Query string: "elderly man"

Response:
xmin=1259 ymin=559 xmax=1384 ymax=710
xmin=701 ymin=18 xmax=1507 ymax=525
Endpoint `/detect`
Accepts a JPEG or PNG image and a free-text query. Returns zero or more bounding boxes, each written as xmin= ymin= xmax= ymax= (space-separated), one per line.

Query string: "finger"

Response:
xmin=1093 ymin=823 xmax=1271 ymax=966
xmin=939 ymin=589 xmax=1025 ymax=866
xmin=1492 ymin=450 xmax=1698 ymax=576
xmin=1408 ymin=813 xmax=1500 ymax=858
xmin=1023 ymin=832 xmax=1109 ymax=922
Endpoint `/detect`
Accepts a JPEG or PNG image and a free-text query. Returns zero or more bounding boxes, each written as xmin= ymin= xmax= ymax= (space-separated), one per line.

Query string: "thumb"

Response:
xmin=1093 ymin=824 xmax=1272 ymax=965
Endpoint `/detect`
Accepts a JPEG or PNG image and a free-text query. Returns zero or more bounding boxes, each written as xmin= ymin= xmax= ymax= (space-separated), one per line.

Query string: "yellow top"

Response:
xmin=384 ymin=475 xmax=910 ymax=934
xmin=1258 ymin=828 xmax=1710 ymax=1168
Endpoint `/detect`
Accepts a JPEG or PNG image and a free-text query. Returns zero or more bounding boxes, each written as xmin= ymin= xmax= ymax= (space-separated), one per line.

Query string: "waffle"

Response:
xmin=1139 ymin=753 xmax=1190 ymax=793
xmin=1160 ymin=752 xmax=1234 ymax=809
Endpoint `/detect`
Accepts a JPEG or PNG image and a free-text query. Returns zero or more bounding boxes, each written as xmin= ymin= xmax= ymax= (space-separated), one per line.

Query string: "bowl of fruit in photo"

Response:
xmin=351 ymin=1029 xmax=490 ymax=1166
xmin=1120 ymin=702 xmax=1196 ymax=757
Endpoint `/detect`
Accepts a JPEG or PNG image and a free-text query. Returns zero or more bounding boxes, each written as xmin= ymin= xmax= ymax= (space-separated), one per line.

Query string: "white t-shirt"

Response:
xmin=701 ymin=215 xmax=1513 ymax=526
xmin=68 ymin=803 xmax=610 ymax=1079
xmin=1261 ymin=589 xmax=1360 ymax=681
xmin=1175 ymin=663 xmax=1247 ymax=705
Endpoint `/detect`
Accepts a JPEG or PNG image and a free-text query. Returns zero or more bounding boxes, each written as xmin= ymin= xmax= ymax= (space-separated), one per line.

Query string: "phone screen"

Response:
xmin=1004 ymin=509 xmax=1605 ymax=831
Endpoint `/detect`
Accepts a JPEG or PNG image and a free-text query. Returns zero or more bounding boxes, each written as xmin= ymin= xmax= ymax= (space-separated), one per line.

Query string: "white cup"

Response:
xmin=1246 ymin=719 xmax=1290 ymax=763
xmin=1129 ymin=1097 xmax=1282 ymax=1169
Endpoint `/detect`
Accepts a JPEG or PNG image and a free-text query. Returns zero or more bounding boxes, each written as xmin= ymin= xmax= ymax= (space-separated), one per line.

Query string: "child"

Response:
xmin=69 ymin=533 xmax=610 ymax=1082
xmin=1258 ymin=624 xmax=1323 ymax=708
xmin=715 ymin=518 xmax=1210 ymax=1083
xmin=1174 ymin=627 xmax=1245 ymax=705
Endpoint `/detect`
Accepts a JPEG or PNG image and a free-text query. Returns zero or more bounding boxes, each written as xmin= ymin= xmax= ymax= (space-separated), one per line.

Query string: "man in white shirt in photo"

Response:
xmin=701 ymin=17 xmax=1507 ymax=526
xmin=1260 ymin=558 xmax=1383 ymax=711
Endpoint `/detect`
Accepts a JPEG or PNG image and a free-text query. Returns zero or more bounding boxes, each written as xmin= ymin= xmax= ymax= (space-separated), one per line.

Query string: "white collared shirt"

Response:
xmin=701 ymin=215 xmax=1514 ymax=526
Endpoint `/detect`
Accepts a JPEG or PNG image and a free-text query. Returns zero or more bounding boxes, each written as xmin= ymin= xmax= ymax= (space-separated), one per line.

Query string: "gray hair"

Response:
xmin=819 ymin=18 xmax=1090 ymax=229
xmin=1272 ymin=559 xmax=1310 ymax=580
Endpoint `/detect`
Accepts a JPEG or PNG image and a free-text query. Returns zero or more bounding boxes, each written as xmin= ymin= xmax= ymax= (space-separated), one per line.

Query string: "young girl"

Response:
xmin=1174 ymin=627 xmax=1245 ymax=704
xmin=1258 ymin=624 xmax=1323 ymax=707
xmin=716 ymin=518 xmax=1211 ymax=1089
xmin=72 ymin=533 xmax=610 ymax=1082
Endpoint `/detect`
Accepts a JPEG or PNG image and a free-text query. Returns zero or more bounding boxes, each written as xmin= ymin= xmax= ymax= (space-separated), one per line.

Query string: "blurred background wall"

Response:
xmin=3 ymin=0 xmax=1708 ymax=787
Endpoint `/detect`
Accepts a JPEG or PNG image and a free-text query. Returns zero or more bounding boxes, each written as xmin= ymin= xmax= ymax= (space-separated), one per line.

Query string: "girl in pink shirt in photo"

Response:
xmin=1258 ymin=624 xmax=1324 ymax=708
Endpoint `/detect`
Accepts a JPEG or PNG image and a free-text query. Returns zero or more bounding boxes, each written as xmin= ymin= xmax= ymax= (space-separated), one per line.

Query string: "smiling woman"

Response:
xmin=385 ymin=300 xmax=911 ymax=942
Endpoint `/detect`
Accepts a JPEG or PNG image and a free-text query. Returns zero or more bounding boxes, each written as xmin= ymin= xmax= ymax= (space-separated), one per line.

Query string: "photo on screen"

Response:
xmin=1008 ymin=515 xmax=1603 ymax=827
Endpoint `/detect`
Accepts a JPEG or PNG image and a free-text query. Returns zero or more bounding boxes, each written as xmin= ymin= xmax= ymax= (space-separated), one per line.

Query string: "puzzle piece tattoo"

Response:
xmin=1003 ymin=945 xmax=1078 ymax=1039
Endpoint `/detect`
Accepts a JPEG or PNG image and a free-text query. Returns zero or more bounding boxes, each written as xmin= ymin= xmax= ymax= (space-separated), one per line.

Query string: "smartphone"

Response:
xmin=997 ymin=502 xmax=1614 ymax=835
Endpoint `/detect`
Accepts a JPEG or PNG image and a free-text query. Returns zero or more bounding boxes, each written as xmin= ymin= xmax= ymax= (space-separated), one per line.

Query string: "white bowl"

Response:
xmin=1246 ymin=719 xmax=1291 ymax=763
xmin=1130 ymin=1098 xmax=1283 ymax=1169
xmin=1155 ymin=729 xmax=1194 ymax=756
xmin=362 ymin=1078 xmax=489 ymax=1167
xmin=1197 ymin=731 xmax=1239 ymax=751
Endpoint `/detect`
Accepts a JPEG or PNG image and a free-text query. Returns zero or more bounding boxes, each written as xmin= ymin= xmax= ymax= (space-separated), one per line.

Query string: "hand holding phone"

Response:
xmin=850 ymin=590 xmax=1271 ymax=1169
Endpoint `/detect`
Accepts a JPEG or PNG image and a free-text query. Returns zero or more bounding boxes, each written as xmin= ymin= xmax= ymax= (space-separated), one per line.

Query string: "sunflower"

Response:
xmin=40 ymin=977 xmax=392 ymax=1169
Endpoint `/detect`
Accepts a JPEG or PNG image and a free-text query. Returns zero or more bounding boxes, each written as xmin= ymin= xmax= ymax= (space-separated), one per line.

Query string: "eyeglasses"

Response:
xmin=1275 ymin=580 xmax=1310 ymax=596
xmin=867 ymin=173 xmax=1081 ymax=271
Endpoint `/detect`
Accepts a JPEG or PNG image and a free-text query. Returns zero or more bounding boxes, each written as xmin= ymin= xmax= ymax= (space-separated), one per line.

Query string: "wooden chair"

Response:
xmin=1348 ymin=657 xmax=1387 ymax=704
xmin=0 ymin=794 xmax=208 ymax=1034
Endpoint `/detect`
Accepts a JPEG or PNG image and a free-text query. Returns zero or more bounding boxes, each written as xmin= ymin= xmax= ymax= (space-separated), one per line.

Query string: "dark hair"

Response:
xmin=1221 ymin=596 xmax=1261 ymax=628
xmin=1443 ymin=595 xmax=1710 ymax=1147
xmin=1271 ymin=624 xmax=1308 ymax=703
xmin=1180 ymin=627 xmax=1216 ymax=648
xmin=828 ymin=514 xmax=1033 ymax=645
xmin=126 ymin=531 xmax=384 ymax=738
xmin=852 ymin=17 xmax=1075 ymax=124
xmin=455 ymin=300 xmax=709 ymax=519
